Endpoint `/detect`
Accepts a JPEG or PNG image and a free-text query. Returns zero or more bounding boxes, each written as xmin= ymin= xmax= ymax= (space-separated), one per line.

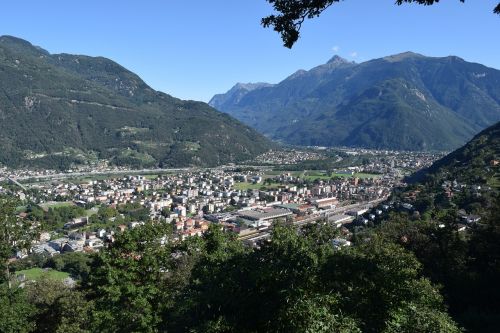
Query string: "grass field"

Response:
xmin=302 ymin=171 xmax=332 ymax=180
xmin=264 ymin=170 xmax=303 ymax=176
xmin=487 ymin=174 xmax=500 ymax=188
xmin=39 ymin=201 xmax=75 ymax=209
xmin=332 ymin=172 xmax=381 ymax=179
xmin=300 ymin=171 xmax=381 ymax=180
xmin=233 ymin=182 xmax=281 ymax=191
xmin=86 ymin=207 xmax=99 ymax=216
xmin=16 ymin=206 xmax=27 ymax=213
xmin=16 ymin=268 xmax=70 ymax=281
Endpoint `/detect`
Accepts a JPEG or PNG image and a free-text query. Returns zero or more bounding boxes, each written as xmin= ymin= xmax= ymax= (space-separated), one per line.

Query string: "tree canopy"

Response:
xmin=262 ymin=0 xmax=500 ymax=48
xmin=2 ymin=137 xmax=499 ymax=332
xmin=0 ymin=197 xmax=39 ymax=285
xmin=2 ymin=195 xmax=499 ymax=331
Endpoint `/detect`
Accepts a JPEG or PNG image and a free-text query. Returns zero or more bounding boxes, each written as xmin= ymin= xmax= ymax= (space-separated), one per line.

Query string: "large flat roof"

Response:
xmin=238 ymin=207 xmax=292 ymax=221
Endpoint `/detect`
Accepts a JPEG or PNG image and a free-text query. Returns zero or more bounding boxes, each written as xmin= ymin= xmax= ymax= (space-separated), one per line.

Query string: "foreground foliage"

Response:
xmin=2 ymin=222 xmax=463 ymax=332
xmin=1 ymin=197 xmax=499 ymax=332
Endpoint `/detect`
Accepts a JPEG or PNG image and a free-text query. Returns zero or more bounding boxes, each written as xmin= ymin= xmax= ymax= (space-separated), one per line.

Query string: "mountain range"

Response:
xmin=0 ymin=36 xmax=273 ymax=169
xmin=210 ymin=52 xmax=500 ymax=151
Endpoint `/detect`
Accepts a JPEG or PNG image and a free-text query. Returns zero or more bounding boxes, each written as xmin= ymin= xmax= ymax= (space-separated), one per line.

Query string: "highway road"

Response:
xmin=11 ymin=168 xmax=192 ymax=182
xmin=8 ymin=164 xmax=274 ymax=182
xmin=4 ymin=165 xmax=278 ymax=181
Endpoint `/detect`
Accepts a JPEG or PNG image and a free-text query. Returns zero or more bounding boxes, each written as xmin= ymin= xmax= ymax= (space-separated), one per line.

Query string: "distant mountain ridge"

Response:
xmin=210 ymin=52 xmax=500 ymax=151
xmin=0 ymin=35 xmax=273 ymax=169
xmin=209 ymin=82 xmax=274 ymax=111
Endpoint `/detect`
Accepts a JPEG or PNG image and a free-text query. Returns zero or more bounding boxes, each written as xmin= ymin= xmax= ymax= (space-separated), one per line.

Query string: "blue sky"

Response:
xmin=1 ymin=0 xmax=499 ymax=102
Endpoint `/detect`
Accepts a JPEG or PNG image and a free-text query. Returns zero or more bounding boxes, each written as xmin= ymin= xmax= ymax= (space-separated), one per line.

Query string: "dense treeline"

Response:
xmin=388 ymin=120 xmax=500 ymax=330
xmin=359 ymin=205 xmax=500 ymax=332
xmin=1 ymin=222 xmax=464 ymax=333
xmin=25 ymin=205 xmax=87 ymax=231
xmin=2 ymin=187 xmax=499 ymax=332
xmin=23 ymin=202 xmax=152 ymax=233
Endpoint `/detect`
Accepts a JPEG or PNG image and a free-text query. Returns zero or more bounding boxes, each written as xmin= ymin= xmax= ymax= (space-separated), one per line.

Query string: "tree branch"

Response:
xmin=263 ymin=0 xmax=499 ymax=48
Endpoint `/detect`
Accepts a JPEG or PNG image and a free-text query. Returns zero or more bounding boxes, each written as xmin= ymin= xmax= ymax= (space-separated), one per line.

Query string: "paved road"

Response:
xmin=11 ymin=168 xmax=192 ymax=182
xmin=7 ymin=177 xmax=27 ymax=190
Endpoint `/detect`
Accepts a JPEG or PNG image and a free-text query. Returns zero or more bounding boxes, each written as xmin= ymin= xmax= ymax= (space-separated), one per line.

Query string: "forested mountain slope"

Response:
xmin=211 ymin=53 xmax=500 ymax=151
xmin=0 ymin=36 xmax=273 ymax=169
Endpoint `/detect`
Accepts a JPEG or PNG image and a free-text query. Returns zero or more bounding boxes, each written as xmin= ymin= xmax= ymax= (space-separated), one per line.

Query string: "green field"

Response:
xmin=332 ymin=172 xmax=381 ymax=179
xmin=39 ymin=201 xmax=75 ymax=209
xmin=15 ymin=206 xmax=27 ymax=213
xmin=16 ymin=268 xmax=70 ymax=281
xmin=487 ymin=173 xmax=500 ymax=188
xmin=258 ymin=170 xmax=382 ymax=181
xmin=300 ymin=171 xmax=381 ymax=180
xmin=86 ymin=207 xmax=100 ymax=216
xmin=302 ymin=171 xmax=332 ymax=180
xmin=234 ymin=182 xmax=281 ymax=191
xmin=264 ymin=170 xmax=303 ymax=177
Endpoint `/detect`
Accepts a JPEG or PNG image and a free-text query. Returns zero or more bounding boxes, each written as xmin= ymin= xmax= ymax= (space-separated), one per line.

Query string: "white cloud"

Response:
xmin=350 ymin=51 xmax=358 ymax=58
xmin=332 ymin=45 xmax=340 ymax=52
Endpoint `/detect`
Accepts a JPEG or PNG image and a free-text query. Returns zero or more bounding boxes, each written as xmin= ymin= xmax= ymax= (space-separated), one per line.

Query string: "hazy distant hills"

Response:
xmin=210 ymin=53 xmax=500 ymax=151
xmin=210 ymin=82 xmax=275 ymax=111
xmin=0 ymin=36 xmax=273 ymax=169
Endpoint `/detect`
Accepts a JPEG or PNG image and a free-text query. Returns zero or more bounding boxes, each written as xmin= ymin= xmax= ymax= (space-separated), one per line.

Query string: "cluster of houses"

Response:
xmin=3 ymin=148 xmax=448 ymax=260
xmin=23 ymin=220 xmax=154 ymax=258
xmin=7 ymin=168 xmax=397 ymax=258
xmin=440 ymin=179 xmax=487 ymax=199
xmin=26 ymin=230 xmax=105 ymax=258
xmin=400 ymin=177 xmax=490 ymax=233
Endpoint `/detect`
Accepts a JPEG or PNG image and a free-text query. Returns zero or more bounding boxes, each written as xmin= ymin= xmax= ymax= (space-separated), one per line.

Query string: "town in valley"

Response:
xmin=1 ymin=2 xmax=499 ymax=331
xmin=1 ymin=148 xmax=448 ymax=265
